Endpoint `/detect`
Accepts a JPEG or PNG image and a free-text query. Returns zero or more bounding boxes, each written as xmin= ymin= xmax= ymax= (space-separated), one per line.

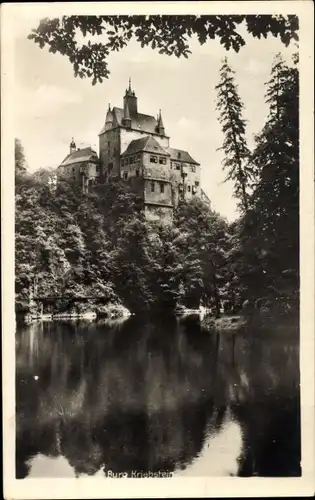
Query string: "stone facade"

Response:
xmin=58 ymin=82 xmax=210 ymax=219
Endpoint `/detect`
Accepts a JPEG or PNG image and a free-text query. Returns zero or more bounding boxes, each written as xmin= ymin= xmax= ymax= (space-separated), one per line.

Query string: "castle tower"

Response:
xmin=123 ymin=78 xmax=138 ymax=117
xmin=122 ymin=101 xmax=132 ymax=128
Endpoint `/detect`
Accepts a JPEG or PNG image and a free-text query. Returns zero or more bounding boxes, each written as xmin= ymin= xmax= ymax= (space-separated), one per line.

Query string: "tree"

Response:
xmin=215 ymin=57 xmax=252 ymax=213
xmin=28 ymin=15 xmax=298 ymax=84
xmin=15 ymin=138 xmax=27 ymax=177
xmin=248 ymin=53 xmax=299 ymax=304
xmin=226 ymin=53 xmax=299 ymax=309
xmin=173 ymin=198 xmax=230 ymax=315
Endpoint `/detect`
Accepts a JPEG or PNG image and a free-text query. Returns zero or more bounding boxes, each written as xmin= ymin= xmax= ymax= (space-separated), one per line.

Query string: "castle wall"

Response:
xmin=144 ymin=205 xmax=173 ymax=224
xmin=99 ymin=128 xmax=121 ymax=179
xmin=169 ymin=161 xmax=201 ymax=205
xmin=144 ymin=179 xmax=173 ymax=207
xmin=57 ymin=161 xmax=99 ymax=182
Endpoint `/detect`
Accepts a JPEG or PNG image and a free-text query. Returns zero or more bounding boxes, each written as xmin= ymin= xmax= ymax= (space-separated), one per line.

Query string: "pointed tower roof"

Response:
xmin=125 ymin=77 xmax=134 ymax=96
xmin=157 ymin=109 xmax=164 ymax=129
xmin=106 ymin=104 xmax=113 ymax=120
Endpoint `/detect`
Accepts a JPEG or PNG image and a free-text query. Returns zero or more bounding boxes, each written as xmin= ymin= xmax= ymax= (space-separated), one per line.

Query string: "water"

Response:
xmin=16 ymin=315 xmax=300 ymax=478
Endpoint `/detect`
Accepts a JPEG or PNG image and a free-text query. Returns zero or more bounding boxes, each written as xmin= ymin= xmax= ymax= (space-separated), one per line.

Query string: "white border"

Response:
xmin=2 ymin=2 xmax=314 ymax=498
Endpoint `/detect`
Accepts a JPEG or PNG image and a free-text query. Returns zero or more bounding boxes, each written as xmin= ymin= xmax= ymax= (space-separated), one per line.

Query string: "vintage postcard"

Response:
xmin=2 ymin=1 xmax=314 ymax=498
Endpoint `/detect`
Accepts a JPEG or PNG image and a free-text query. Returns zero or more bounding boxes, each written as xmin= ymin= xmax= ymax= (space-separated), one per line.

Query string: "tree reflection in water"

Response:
xmin=16 ymin=315 xmax=300 ymax=478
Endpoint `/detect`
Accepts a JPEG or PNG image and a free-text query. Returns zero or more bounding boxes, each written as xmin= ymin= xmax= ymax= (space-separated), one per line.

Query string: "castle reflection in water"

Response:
xmin=16 ymin=315 xmax=300 ymax=478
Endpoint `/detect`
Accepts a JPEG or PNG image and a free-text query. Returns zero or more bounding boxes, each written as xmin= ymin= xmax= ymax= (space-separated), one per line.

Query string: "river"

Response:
xmin=16 ymin=315 xmax=300 ymax=478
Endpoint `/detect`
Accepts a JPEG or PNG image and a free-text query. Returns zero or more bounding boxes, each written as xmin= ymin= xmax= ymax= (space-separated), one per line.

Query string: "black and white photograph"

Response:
xmin=2 ymin=2 xmax=314 ymax=498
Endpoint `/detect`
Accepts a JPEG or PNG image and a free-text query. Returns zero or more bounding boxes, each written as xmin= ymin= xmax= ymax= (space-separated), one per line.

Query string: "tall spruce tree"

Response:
xmin=215 ymin=57 xmax=252 ymax=213
xmin=249 ymin=53 xmax=299 ymax=304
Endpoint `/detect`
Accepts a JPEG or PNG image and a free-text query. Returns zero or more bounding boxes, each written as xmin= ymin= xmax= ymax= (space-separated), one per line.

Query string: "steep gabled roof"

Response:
xmin=121 ymin=136 xmax=170 ymax=157
xmin=99 ymin=107 xmax=165 ymax=136
xmin=167 ymin=147 xmax=200 ymax=165
xmin=59 ymin=147 xmax=99 ymax=167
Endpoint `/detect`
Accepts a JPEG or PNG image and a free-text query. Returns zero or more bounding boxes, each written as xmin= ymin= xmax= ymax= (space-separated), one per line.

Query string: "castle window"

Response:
xmin=190 ymin=165 xmax=196 ymax=173
xmin=136 ymin=170 xmax=139 ymax=177
xmin=130 ymin=156 xmax=134 ymax=164
xmin=136 ymin=154 xmax=141 ymax=161
xmin=124 ymin=172 xmax=128 ymax=180
xmin=151 ymin=182 xmax=155 ymax=192
xmin=159 ymin=157 xmax=166 ymax=165
xmin=192 ymin=186 xmax=197 ymax=194
xmin=195 ymin=181 xmax=199 ymax=187
xmin=150 ymin=155 xmax=157 ymax=163
xmin=108 ymin=162 xmax=113 ymax=172
xmin=160 ymin=183 xmax=165 ymax=193
xmin=187 ymin=185 xmax=191 ymax=192
xmin=176 ymin=164 xmax=180 ymax=170
xmin=72 ymin=167 xmax=75 ymax=172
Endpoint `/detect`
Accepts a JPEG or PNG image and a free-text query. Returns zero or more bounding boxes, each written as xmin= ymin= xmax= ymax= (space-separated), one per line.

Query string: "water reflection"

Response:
xmin=16 ymin=315 xmax=300 ymax=478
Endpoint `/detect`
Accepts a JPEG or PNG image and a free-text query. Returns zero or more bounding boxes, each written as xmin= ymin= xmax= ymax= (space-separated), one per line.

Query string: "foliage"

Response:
xmin=28 ymin=15 xmax=298 ymax=84
xmin=216 ymin=53 xmax=299 ymax=310
xmin=247 ymin=53 xmax=299 ymax=302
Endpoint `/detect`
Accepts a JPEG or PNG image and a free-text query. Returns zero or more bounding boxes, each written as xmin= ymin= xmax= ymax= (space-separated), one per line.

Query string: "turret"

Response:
xmin=105 ymin=104 xmax=114 ymax=131
xmin=123 ymin=77 xmax=138 ymax=117
xmin=70 ymin=138 xmax=76 ymax=154
xmin=122 ymin=101 xmax=132 ymax=128
xmin=156 ymin=109 xmax=165 ymax=136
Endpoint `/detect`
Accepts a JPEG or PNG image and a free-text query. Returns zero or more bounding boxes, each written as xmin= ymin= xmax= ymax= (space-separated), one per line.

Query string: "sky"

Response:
xmin=14 ymin=10 xmax=296 ymax=221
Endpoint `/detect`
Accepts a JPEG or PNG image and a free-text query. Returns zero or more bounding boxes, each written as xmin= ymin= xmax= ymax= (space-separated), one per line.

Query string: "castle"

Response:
xmin=57 ymin=80 xmax=210 ymax=221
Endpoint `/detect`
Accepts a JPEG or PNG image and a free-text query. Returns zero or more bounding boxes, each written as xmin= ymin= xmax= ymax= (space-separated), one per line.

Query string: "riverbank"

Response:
xmin=200 ymin=308 xmax=299 ymax=336
xmin=201 ymin=314 xmax=246 ymax=333
xmin=22 ymin=302 xmax=131 ymax=323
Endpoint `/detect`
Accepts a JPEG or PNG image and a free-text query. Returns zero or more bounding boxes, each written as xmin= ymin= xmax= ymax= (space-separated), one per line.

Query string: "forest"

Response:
xmin=15 ymin=53 xmax=299 ymax=321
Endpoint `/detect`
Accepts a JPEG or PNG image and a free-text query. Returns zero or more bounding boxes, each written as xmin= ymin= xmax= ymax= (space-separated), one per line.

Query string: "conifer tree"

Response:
xmin=249 ymin=53 xmax=299 ymax=303
xmin=215 ymin=58 xmax=252 ymax=213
